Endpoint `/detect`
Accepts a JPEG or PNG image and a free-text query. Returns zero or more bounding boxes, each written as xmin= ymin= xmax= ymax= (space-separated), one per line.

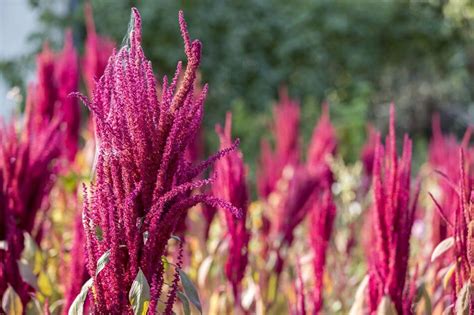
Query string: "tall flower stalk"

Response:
xmin=257 ymin=88 xmax=300 ymax=199
xmin=78 ymin=8 xmax=240 ymax=313
xmin=31 ymin=31 xmax=80 ymax=162
xmin=0 ymin=91 xmax=62 ymax=308
xmin=367 ymin=105 xmax=419 ymax=314
xmin=82 ymin=2 xmax=115 ymax=98
xmin=310 ymin=190 xmax=336 ymax=314
xmin=212 ymin=112 xmax=250 ymax=304
xmin=428 ymin=115 xmax=471 ymax=248
xmin=452 ymin=150 xmax=474 ymax=311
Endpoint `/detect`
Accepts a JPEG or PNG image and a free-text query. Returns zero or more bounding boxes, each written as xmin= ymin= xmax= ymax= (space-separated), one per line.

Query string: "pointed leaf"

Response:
xmin=129 ymin=268 xmax=150 ymax=315
xmin=443 ymin=262 xmax=456 ymax=289
xmin=161 ymin=256 xmax=170 ymax=270
xmin=170 ymin=235 xmax=181 ymax=242
xmin=376 ymin=296 xmax=398 ymax=315
xmin=177 ymin=291 xmax=191 ymax=315
xmin=38 ymin=271 xmax=53 ymax=296
xmin=431 ymin=237 xmax=454 ymax=262
xmin=179 ymin=269 xmax=202 ymax=314
xmin=2 ymin=285 xmax=23 ymax=315
xmin=95 ymin=225 xmax=103 ymax=241
xmin=455 ymin=282 xmax=471 ymax=315
xmin=22 ymin=232 xmax=43 ymax=274
xmin=68 ymin=278 xmax=93 ymax=315
xmin=415 ymin=283 xmax=432 ymax=315
xmin=96 ymin=250 xmax=111 ymax=276
xmin=18 ymin=260 xmax=38 ymax=291
xmin=349 ymin=275 xmax=369 ymax=315
xmin=197 ymin=256 xmax=213 ymax=287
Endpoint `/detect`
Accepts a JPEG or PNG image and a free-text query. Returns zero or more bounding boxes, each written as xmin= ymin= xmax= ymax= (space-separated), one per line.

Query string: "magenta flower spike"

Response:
xmin=56 ymin=31 xmax=81 ymax=161
xmin=257 ymin=88 xmax=300 ymax=198
xmin=63 ymin=211 xmax=88 ymax=314
xmin=310 ymin=190 xmax=336 ymax=314
xmin=212 ymin=112 xmax=250 ymax=302
xmin=82 ymin=2 xmax=115 ymax=98
xmin=291 ymin=258 xmax=307 ymax=315
xmin=30 ymin=30 xmax=80 ymax=162
xmin=78 ymin=8 xmax=240 ymax=313
xmin=0 ymin=89 xmax=63 ymax=308
xmin=361 ymin=124 xmax=377 ymax=179
xmin=367 ymin=104 xmax=419 ymax=314
xmin=428 ymin=114 xmax=472 ymax=248
xmin=307 ymin=103 xmax=337 ymax=187
xmin=454 ymin=150 xmax=473 ymax=303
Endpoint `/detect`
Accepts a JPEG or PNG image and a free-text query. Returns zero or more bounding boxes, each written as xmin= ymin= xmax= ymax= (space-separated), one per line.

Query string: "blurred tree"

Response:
xmin=2 ymin=0 xmax=474 ymax=165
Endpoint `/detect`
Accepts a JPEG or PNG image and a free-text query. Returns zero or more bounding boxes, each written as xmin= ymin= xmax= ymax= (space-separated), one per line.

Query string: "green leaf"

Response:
xmin=68 ymin=278 xmax=93 ymax=315
xmin=129 ymin=268 xmax=150 ymax=315
xmin=2 ymin=284 xmax=23 ymax=315
xmin=95 ymin=225 xmax=104 ymax=241
xmin=22 ymin=232 xmax=43 ymax=274
xmin=161 ymin=256 xmax=170 ymax=270
xmin=38 ymin=271 xmax=53 ymax=296
xmin=17 ymin=260 xmax=38 ymax=291
xmin=96 ymin=250 xmax=111 ymax=276
xmin=179 ymin=269 xmax=202 ymax=314
xmin=177 ymin=291 xmax=191 ymax=315
xmin=431 ymin=237 xmax=454 ymax=262
xmin=456 ymin=282 xmax=471 ymax=315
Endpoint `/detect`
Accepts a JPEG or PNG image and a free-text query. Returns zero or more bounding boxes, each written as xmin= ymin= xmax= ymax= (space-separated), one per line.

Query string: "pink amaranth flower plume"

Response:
xmin=0 ymin=89 xmax=63 ymax=309
xmin=31 ymin=30 xmax=80 ymax=161
xmin=367 ymin=104 xmax=420 ymax=315
xmin=63 ymin=211 xmax=88 ymax=314
xmin=428 ymin=114 xmax=472 ymax=249
xmin=307 ymin=103 xmax=337 ymax=187
xmin=82 ymin=2 xmax=115 ymax=98
xmin=257 ymin=88 xmax=300 ymax=199
xmin=212 ymin=112 xmax=250 ymax=303
xmin=77 ymin=8 xmax=240 ymax=314
xmin=452 ymin=149 xmax=474 ymax=311
xmin=361 ymin=124 xmax=378 ymax=179
xmin=310 ymin=190 xmax=336 ymax=314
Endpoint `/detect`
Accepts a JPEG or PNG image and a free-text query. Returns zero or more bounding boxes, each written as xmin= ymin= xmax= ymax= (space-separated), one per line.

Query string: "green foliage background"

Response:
xmin=2 ymin=0 xmax=474 ymax=171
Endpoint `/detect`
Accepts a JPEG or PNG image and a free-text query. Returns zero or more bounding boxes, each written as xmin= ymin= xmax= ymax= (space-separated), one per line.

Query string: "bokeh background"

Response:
xmin=2 ymin=0 xmax=474 ymax=172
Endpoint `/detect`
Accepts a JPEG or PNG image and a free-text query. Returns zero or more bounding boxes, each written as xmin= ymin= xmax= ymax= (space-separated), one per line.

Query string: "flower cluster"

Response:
xmin=79 ymin=9 xmax=240 ymax=313
xmin=310 ymin=190 xmax=336 ymax=313
xmin=257 ymin=88 xmax=300 ymax=199
xmin=367 ymin=105 xmax=419 ymax=314
xmin=82 ymin=2 xmax=115 ymax=98
xmin=30 ymin=32 xmax=80 ymax=161
xmin=212 ymin=113 xmax=250 ymax=302
xmin=0 ymin=90 xmax=63 ymax=308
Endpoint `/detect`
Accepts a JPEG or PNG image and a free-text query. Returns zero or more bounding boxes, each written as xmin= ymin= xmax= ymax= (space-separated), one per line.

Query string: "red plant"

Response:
xmin=257 ymin=88 xmax=300 ymax=199
xmin=310 ymin=190 xmax=336 ymax=314
xmin=78 ymin=9 xmax=240 ymax=313
xmin=31 ymin=31 xmax=80 ymax=161
xmin=434 ymin=149 xmax=474 ymax=311
xmin=307 ymin=103 xmax=337 ymax=187
xmin=367 ymin=105 xmax=419 ymax=314
xmin=63 ymin=211 xmax=88 ymax=314
xmin=213 ymin=112 xmax=250 ymax=303
xmin=428 ymin=114 xmax=472 ymax=248
xmin=0 ymin=90 xmax=63 ymax=308
xmin=82 ymin=2 xmax=115 ymax=98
